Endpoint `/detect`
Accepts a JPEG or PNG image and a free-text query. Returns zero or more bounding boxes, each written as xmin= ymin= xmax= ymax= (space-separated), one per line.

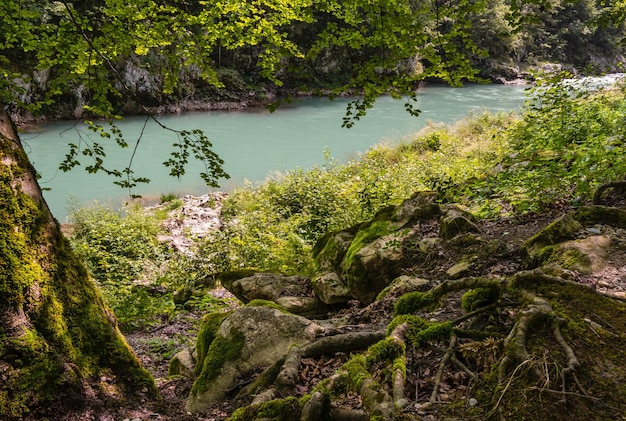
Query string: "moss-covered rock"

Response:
xmin=521 ymin=207 xmax=626 ymax=276
xmin=168 ymin=347 xmax=196 ymax=378
xmin=186 ymin=306 xmax=323 ymax=413
xmin=439 ymin=204 xmax=481 ymax=240
xmin=311 ymin=271 xmax=352 ymax=305
xmin=521 ymin=214 xmax=583 ymax=268
xmin=339 ymin=192 xmax=441 ymax=304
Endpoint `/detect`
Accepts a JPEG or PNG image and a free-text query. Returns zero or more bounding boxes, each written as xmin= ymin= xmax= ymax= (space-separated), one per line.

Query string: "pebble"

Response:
xmin=468 ymin=397 xmax=478 ymax=407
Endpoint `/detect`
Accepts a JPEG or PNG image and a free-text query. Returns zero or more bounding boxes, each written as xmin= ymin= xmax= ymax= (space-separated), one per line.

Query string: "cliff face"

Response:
xmin=10 ymin=49 xmax=625 ymax=126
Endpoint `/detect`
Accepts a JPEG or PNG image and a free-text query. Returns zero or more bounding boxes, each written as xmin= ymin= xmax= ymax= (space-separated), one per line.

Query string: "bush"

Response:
xmin=493 ymin=74 xmax=626 ymax=213
xmin=201 ymin=112 xmax=514 ymax=274
xmin=67 ymin=202 xmax=215 ymax=330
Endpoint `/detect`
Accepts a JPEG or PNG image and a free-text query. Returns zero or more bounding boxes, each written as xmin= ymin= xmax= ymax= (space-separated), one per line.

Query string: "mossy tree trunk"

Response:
xmin=0 ymin=109 xmax=155 ymax=420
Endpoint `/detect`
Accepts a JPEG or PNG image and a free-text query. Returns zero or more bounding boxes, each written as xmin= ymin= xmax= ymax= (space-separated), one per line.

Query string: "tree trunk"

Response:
xmin=0 ymin=109 xmax=155 ymax=420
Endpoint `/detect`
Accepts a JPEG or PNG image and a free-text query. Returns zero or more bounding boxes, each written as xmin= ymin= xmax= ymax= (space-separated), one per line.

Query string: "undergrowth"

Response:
xmin=68 ymin=202 xmax=221 ymax=331
xmin=68 ymin=75 xmax=626 ymax=328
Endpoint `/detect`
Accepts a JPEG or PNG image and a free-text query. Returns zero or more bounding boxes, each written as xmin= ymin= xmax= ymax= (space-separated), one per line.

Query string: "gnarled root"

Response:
xmin=497 ymin=289 xmax=584 ymax=407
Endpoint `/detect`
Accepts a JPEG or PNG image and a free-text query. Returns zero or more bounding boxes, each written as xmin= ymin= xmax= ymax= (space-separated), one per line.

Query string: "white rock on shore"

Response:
xmin=154 ymin=192 xmax=227 ymax=254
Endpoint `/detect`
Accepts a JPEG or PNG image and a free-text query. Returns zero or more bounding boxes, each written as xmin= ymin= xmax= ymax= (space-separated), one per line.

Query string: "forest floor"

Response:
xmin=85 ymin=195 xmax=626 ymax=420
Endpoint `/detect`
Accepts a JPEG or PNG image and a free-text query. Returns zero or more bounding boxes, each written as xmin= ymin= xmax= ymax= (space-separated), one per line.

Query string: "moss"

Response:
xmin=246 ymin=299 xmax=287 ymax=312
xmin=191 ymin=327 xmax=245 ymax=395
xmin=311 ymin=223 xmax=359 ymax=262
xmin=387 ymin=314 xmax=430 ymax=336
xmin=365 ymin=338 xmax=405 ymax=367
xmin=228 ymin=396 xmax=301 ymax=421
xmin=521 ymin=214 xmax=583 ymax=268
xmin=343 ymin=354 xmax=369 ymax=390
xmin=393 ymin=291 xmax=437 ymax=315
xmin=415 ymin=322 xmax=453 ymax=346
xmin=195 ymin=311 xmax=232 ymax=375
xmin=343 ymin=219 xmax=396 ymax=271
xmin=573 ymin=206 xmax=626 ymax=228
xmin=1 ymin=132 xmax=156 ymax=418
xmin=461 ymin=284 xmax=501 ymax=313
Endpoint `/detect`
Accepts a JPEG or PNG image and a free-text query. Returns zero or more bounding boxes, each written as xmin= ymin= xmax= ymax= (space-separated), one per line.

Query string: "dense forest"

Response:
xmin=2 ymin=1 xmax=626 ymax=420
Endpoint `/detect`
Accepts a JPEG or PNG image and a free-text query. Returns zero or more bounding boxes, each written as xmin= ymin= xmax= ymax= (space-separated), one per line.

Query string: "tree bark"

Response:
xmin=0 ymin=108 xmax=155 ymax=420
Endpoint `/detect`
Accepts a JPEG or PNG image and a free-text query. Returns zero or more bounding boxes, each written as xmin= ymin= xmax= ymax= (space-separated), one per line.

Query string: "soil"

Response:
xmin=53 ymin=191 xmax=626 ymax=420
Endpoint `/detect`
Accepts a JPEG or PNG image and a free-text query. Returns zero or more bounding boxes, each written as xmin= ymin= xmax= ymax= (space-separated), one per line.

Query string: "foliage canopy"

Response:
xmin=1 ymin=0 xmax=502 ymax=191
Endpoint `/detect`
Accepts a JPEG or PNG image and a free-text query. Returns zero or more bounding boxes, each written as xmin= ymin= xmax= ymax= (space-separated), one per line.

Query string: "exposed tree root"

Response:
xmin=236 ymin=330 xmax=385 ymax=402
xmin=228 ymin=267 xmax=626 ymax=420
xmin=430 ymin=334 xmax=457 ymax=403
xmin=301 ymin=330 xmax=386 ymax=358
xmin=592 ymin=179 xmax=626 ymax=205
xmin=389 ymin=323 xmax=409 ymax=408
xmin=276 ymin=345 xmax=302 ymax=396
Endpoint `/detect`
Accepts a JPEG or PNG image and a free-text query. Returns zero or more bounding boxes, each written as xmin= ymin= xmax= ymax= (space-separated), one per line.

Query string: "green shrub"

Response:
xmin=67 ymin=202 xmax=216 ymax=330
xmin=492 ymin=74 xmax=626 ymax=213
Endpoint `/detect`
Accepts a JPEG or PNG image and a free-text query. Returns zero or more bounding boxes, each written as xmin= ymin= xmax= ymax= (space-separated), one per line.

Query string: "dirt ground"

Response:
xmin=58 ymin=191 xmax=626 ymax=420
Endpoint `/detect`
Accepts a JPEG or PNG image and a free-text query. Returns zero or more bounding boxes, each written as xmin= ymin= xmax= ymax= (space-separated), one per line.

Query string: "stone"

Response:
xmin=377 ymin=275 xmax=430 ymax=300
xmin=554 ymin=235 xmax=611 ymax=274
xmin=521 ymin=214 xmax=583 ymax=268
xmin=186 ymin=306 xmax=322 ymax=413
xmin=309 ymin=191 xmax=442 ymax=305
xmin=168 ymin=347 xmax=196 ymax=378
xmin=439 ymin=204 xmax=480 ymax=240
xmin=313 ymin=229 xmax=357 ymax=273
xmin=222 ymin=272 xmax=326 ymax=317
xmin=311 ymin=271 xmax=353 ymax=305
xmin=342 ymin=231 xmax=410 ymax=304
xmin=446 ymin=261 xmax=472 ymax=279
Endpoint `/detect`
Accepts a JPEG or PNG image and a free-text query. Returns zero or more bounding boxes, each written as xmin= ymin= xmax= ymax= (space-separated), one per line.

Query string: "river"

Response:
xmin=21 ymin=83 xmax=527 ymax=221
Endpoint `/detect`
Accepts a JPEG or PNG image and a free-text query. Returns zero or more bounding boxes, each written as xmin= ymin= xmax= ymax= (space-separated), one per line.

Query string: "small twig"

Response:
xmin=525 ymin=386 xmax=599 ymax=401
xmin=491 ymin=358 xmax=533 ymax=417
xmin=451 ymin=355 xmax=476 ymax=380
xmin=452 ymin=303 xmax=498 ymax=326
xmin=430 ymin=334 xmax=457 ymax=403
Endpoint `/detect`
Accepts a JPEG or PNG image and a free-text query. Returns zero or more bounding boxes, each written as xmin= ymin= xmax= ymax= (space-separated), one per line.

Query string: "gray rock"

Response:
xmin=312 ymin=191 xmax=442 ymax=305
xmin=186 ymin=306 xmax=323 ymax=413
xmin=168 ymin=347 xmax=195 ymax=378
xmin=312 ymin=271 xmax=352 ymax=304
xmin=439 ymin=204 xmax=480 ymax=240
xmin=446 ymin=261 xmax=472 ymax=279
xmin=377 ymin=275 xmax=430 ymax=300
xmin=223 ymin=272 xmax=327 ymax=317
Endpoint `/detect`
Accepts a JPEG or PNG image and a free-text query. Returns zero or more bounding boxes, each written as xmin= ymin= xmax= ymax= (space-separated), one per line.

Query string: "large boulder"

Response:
xmin=186 ymin=305 xmax=323 ymax=413
xmin=313 ymin=191 xmax=441 ymax=305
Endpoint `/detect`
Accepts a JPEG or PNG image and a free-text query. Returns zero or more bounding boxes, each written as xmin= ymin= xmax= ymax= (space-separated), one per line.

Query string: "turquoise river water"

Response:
xmin=22 ymin=84 xmax=527 ymax=221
